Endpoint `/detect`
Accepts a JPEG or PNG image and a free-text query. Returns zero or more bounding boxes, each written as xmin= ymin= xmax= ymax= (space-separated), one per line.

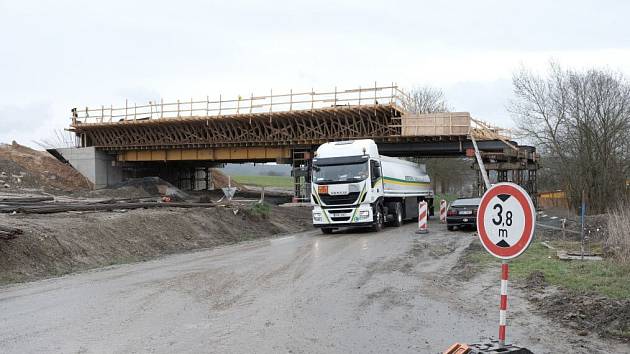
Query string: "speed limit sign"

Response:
xmin=477 ymin=182 xmax=536 ymax=259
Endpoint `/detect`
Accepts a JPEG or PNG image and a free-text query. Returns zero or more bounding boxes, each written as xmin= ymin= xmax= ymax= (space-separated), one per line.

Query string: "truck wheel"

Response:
xmin=392 ymin=202 xmax=403 ymax=227
xmin=372 ymin=206 xmax=384 ymax=232
xmin=321 ymin=228 xmax=334 ymax=234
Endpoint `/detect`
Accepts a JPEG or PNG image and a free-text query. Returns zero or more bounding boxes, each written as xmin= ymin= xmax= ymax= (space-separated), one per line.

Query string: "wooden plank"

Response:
xmin=1 ymin=202 xmax=216 ymax=215
xmin=401 ymin=112 xmax=471 ymax=136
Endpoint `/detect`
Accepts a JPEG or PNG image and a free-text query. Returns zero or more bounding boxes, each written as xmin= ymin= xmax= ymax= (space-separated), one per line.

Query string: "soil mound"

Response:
xmin=0 ymin=142 xmax=90 ymax=192
xmin=524 ymin=270 xmax=546 ymax=290
xmin=90 ymin=177 xmax=190 ymax=200
xmin=0 ymin=204 xmax=312 ymax=284
xmin=535 ymin=291 xmax=630 ymax=341
xmin=211 ymin=168 xmax=245 ymax=189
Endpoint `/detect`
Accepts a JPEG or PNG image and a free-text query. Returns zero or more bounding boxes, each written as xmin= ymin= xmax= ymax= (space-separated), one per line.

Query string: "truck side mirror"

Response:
xmin=371 ymin=161 xmax=381 ymax=180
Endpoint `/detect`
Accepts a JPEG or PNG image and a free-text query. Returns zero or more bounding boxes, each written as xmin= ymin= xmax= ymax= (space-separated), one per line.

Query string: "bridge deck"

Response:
xmin=69 ymin=85 xmax=507 ymax=151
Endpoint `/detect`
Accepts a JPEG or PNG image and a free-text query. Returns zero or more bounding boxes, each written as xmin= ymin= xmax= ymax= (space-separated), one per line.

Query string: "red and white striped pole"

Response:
xmin=439 ymin=199 xmax=447 ymax=223
xmin=416 ymin=201 xmax=428 ymax=234
xmin=499 ymin=261 xmax=509 ymax=347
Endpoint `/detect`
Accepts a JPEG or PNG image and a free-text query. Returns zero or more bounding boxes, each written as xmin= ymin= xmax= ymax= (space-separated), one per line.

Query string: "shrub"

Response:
xmin=248 ymin=202 xmax=271 ymax=219
xmin=606 ymin=204 xmax=630 ymax=264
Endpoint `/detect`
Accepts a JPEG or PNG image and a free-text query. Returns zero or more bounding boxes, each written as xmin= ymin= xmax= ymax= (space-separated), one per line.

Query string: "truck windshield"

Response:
xmin=313 ymin=162 xmax=368 ymax=184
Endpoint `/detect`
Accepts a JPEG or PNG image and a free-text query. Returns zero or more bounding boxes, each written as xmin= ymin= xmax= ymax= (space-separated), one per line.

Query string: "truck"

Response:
xmin=310 ymin=139 xmax=434 ymax=233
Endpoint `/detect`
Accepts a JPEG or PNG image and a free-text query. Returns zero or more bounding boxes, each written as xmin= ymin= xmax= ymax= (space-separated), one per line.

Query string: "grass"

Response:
xmin=468 ymin=240 xmax=630 ymax=299
xmin=247 ymin=202 xmax=272 ymax=219
xmin=606 ymin=204 xmax=630 ymax=265
xmin=231 ymin=175 xmax=293 ymax=188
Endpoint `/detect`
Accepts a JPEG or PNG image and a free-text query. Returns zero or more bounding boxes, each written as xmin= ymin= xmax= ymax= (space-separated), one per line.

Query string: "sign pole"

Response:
xmin=472 ymin=132 xmax=511 ymax=348
xmin=499 ymin=261 xmax=508 ymax=347
xmin=472 ymin=131 xmax=535 ymax=351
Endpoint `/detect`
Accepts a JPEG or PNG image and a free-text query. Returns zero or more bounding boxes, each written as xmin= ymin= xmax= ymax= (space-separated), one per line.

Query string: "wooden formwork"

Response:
xmin=72 ymin=104 xmax=403 ymax=149
xmin=69 ymin=85 xmax=510 ymax=152
xmin=399 ymin=112 xmax=471 ymax=136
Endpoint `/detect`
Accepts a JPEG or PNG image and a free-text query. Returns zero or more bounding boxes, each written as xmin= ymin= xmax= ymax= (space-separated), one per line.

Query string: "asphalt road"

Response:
xmin=0 ymin=221 xmax=625 ymax=353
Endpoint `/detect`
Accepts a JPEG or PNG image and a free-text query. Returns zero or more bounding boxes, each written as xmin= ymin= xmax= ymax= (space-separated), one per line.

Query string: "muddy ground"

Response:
xmin=0 ymin=204 xmax=312 ymax=284
xmin=1 ymin=221 xmax=627 ymax=353
xmin=529 ymin=287 xmax=630 ymax=341
xmin=454 ymin=237 xmax=630 ymax=344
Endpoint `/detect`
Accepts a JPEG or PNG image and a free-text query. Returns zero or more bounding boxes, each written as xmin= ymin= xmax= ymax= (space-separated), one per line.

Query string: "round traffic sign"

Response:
xmin=477 ymin=183 xmax=536 ymax=259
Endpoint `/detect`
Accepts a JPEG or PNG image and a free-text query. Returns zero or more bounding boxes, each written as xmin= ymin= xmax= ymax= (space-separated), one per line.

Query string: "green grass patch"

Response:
xmin=247 ymin=202 xmax=272 ymax=219
xmin=231 ymin=175 xmax=293 ymax=188
xmin=466 ymin=241 xmax=630 ymax=299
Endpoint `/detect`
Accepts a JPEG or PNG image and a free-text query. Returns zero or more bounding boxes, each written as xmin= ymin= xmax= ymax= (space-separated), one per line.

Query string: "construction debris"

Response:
xmin=0 ymin=196 xmax=55 ymax=203
xmin=87 ymin=177 xmax=190 ymax=200
xmin=0 ymin=225 xmax=22 ymax=240
xmin=0 ymin=197 xmax=215 ymax=215
xmin=557 ymin=250 xmax=603 ymax=261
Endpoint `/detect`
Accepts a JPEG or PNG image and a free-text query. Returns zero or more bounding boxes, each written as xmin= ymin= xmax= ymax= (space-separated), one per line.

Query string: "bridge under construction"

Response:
xmin=58 ymin=84 xmax=538 ymax=201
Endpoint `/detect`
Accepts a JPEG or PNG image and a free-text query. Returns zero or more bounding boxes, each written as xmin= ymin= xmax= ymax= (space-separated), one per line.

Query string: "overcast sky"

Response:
xmin=1 ymin=0 xmax=629 ymax=148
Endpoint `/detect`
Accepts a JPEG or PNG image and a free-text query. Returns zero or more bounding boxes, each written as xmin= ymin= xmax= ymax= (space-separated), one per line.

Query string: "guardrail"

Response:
xmin=71 ymin=84 xmax=410 ymax=124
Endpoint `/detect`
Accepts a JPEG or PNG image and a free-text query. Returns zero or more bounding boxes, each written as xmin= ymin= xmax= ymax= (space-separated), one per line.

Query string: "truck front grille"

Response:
xmin=330 ymin=209 xmax=353 ymax=214
xmin=319 ymin=192 xmax=360 ymax=205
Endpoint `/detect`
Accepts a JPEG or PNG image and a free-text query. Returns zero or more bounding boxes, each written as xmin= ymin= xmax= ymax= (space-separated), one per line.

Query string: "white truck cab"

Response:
xmin=311 ymin=139 xmax=434 ymax=233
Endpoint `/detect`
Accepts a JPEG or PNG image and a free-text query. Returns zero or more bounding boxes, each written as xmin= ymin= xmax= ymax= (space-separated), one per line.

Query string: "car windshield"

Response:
xmin=451 ymin=198 xmax=481 ymax=206
xmin=313 ymin=162 xmax=368 ymax=184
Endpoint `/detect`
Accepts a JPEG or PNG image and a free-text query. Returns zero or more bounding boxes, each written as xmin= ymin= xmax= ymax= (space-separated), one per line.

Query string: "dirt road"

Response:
xmin=0 ymin=221 xmax=625 ymax=353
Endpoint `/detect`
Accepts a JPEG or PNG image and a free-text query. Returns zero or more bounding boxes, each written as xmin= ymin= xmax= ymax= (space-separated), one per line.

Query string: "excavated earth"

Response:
xmin=0 ymin=205 xmax=312 ymax=284
xmin=0 ymin=142 xmax=91 ymax=192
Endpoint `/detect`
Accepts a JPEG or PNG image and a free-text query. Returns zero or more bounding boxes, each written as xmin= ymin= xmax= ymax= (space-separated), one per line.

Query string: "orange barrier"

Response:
xmin=538 ymin=190 xmax=569 ymax=209
xmin=443 ymin=343 xmax=470 ymax=354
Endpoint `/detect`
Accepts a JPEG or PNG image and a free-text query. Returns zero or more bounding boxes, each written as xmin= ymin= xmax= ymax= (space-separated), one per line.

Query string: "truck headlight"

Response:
xmin=313 ymin=212 xmax=322 ymax=222
xmin=359 ymin=210 xmax=370 ymax=219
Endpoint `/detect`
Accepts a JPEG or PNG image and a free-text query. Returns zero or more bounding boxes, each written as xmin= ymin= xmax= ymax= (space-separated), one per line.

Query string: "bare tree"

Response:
xmin=33 ymin=129 xmax=77 ymax=150
xmin=401 ymin=86 xmax=475 ymax=196
xmin=401 ymin=86 xmax=450 ymax=114
xmin=511 ymin=63 xmax=630 ymax=212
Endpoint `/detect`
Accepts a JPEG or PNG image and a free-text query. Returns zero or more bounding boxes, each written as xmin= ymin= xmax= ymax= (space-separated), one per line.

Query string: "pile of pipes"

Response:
xmin=0 ymin=196 xmax=216 ymax=215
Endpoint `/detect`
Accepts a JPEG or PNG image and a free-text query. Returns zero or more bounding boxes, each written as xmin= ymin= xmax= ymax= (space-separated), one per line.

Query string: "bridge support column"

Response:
xmin=472 ymin=147 xmax=539 ymax=207
xmin=52 ymin=147 xmax=122 ymax=189
xmin=291 ymin=148 xmax=314 ymax=202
